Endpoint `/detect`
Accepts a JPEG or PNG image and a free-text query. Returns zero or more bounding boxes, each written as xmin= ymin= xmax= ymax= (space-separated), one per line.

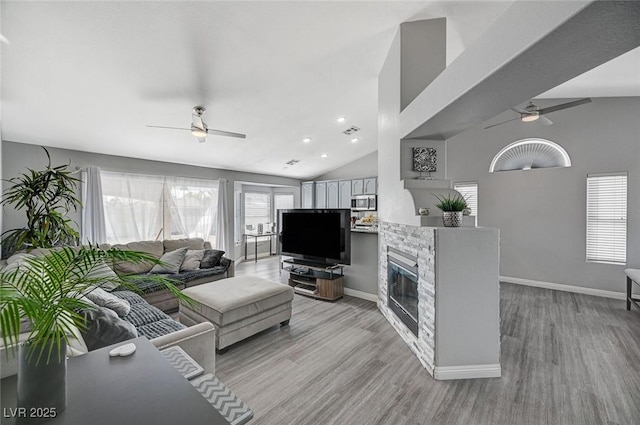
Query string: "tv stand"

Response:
xmin=282 ymin=258 xmax=344 ymax=301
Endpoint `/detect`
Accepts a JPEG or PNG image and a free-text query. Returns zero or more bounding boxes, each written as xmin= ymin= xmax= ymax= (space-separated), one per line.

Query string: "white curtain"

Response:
xmin=216 ymin=178 xmax=230 ymax=252
xmin=81 ymin=166 xmax=107 ymax=244
xmin=166 ymin=177 xmax=219 ymax=247
xmin=101 ymin=171 xmax=165 ymax=244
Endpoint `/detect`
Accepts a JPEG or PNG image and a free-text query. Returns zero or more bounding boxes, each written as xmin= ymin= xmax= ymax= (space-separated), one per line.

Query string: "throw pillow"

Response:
xmin=85 ymin=259 xmax=120 ymax=291
xmin=150 ymin=247 xmax=189 ymax=274
xmin=111 ymin=240 xmax=164 ymax=275
xmin=181 ymin=249 xmax=205 ymax=271
xmin=80 ymin=306 xmax=138 ymax=351
xmin=200 ymin=249 xmax=225 ymax=269
xmin=84 ymin=287 xmax=131 ymax=317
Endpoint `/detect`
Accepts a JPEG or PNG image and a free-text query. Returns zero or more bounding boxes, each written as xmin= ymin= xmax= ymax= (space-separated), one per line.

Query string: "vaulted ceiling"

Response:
xmin=1 ymin=1 xmax=638 ymax=179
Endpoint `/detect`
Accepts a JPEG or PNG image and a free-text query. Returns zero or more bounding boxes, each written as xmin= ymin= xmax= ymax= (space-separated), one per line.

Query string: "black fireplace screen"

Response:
xmin=388 ymin=258 xmax=418 ymax=336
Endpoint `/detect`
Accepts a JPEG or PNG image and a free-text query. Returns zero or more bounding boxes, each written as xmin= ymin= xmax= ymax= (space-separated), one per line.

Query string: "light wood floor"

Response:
xmin=218 ymin=257 xmax=640 ymax=425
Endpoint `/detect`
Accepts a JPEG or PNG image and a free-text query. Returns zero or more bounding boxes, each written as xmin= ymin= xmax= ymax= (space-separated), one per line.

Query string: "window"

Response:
xmin=454 ymin=182 xmax=478 ymax=217
xmin=101 ymin=171 xmax=219 ymax=246
xmin=274 ymin=193 xmax=295 ymax=214
xmin=244 ymin=192 xmax=271 ymax=232
xmin=586 ymin=172 xmax=627 ymax=264
xmin=165 ymin=177 xmax=218 ymax=248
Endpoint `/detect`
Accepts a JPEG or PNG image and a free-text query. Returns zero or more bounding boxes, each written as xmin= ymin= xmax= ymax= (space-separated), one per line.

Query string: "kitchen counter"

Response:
xmin=351 ymin=227 xmax=379 ymax=234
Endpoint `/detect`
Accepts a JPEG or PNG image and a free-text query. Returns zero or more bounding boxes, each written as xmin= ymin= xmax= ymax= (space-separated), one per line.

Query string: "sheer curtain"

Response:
xmin=165 ymin=177 xmax=219 ymax=247
xmin=216 ymin=179 xmax=230 ymax=252
xmin=101 ymin=171 xmax=165 ymax=244
xmin=81 ymin=166 xmax=107 ymax=244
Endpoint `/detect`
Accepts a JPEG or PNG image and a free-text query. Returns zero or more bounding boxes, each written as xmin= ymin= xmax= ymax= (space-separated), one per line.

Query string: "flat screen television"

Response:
xmin=277 ymin=209 xmax=351 ymax=266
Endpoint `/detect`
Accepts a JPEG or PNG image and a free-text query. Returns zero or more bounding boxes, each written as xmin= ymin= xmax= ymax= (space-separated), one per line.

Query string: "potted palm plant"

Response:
xmin=0 ymin=246 xmax=187 ymax=415
xmin=433 ymin=193 xmax=468 ymax=227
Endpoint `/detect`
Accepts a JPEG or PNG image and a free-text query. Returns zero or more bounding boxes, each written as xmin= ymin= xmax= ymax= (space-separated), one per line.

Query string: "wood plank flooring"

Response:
xmin=218 ymin=257 xmax=640 ymax=425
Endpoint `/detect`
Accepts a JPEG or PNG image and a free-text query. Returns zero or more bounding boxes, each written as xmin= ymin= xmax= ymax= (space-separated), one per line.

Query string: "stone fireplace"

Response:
xmin=378 ymin=222 xmax=436 ymax=374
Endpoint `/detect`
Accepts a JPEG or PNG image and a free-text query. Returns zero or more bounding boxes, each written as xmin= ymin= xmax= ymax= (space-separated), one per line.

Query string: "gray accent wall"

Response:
xmin=1 ymin=141 xmax=301 ymax=258
xmin=447 ymin=97 xmax=640 ymax=293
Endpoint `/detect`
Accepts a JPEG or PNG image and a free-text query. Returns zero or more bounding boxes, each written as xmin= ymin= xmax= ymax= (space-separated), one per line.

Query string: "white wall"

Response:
xmin=314 ymin=151 xmax=377 ymax=181
xmin=2 ymin=141 xmax=301 ymax=258
xmin=378 ymin=29 xmax=418 ymax=227
xmin=447 ymin=97 xmax=640 ymax=293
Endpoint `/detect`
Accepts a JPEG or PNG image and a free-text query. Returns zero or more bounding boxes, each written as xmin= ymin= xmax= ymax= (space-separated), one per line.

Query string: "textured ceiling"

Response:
xmin=1 ymin=1 xmax=637 ymax=179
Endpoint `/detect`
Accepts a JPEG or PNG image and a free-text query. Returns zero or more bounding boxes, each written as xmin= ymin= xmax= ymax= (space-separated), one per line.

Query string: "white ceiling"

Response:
xmin=1 ymin=1 xmax=637 ymax=180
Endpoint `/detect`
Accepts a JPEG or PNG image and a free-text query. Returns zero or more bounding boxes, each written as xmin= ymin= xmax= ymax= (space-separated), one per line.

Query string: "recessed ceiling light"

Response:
xmin=351 ymin=138 xmax=359 ymax=143
xmin=337 ymin=116 xmax=346 ymax=124
xmin=302 ymin=137 xmax=311 ymax=143
xmin=321 ymin=153 xmax=328 ymax=158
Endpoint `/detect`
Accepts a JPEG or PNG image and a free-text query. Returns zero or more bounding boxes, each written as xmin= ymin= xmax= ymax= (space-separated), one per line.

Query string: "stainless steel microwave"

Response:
xmin=351 ymin=195 xmax=377 ymax=211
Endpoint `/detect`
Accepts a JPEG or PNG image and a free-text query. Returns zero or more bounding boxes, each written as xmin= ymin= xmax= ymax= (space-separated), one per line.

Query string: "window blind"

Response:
xmin=244 ymin=192 xmax=271 ymax=229
xmin=586 ymin=172 xmax=627 ymax=264
xmin=454 ymin=182 xmax=478 ymax=217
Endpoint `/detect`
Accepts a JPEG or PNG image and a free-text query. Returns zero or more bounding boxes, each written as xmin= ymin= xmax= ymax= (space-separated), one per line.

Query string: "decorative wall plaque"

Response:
xmin=413 ymin=147 xmax=437 ymax=179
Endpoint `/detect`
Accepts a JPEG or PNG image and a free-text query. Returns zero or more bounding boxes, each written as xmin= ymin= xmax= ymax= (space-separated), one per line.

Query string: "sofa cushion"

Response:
xmin=84 ymin=287 xmax=131 ymax=317
xmin=111 ymin=240 xmax=163 ymax=275
xmin=181 ymin=276 xmax=294 ymax=326
xmin=111 ymin=290 xmax=147 ymax=305
xmin=150 ymin=247 xmax=188 ymax=274
xmin=200 ymin=249 xmax=225 ymax=269
xmin=163 ymin=238 xmax=205 ymax=253
xmin=136 ymin=319 xmax=186 ymax=339
xmin=124 ymin=302 xmax=172 ymax=327
xmin=181 ymin=250 xmax=205 ymax=271
xmin=80 ymin=305 xmax=138 ymax=351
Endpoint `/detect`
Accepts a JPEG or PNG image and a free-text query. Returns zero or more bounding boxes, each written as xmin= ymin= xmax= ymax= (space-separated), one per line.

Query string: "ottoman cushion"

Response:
xmin=181 ymin=276 xmax=293 ymax=326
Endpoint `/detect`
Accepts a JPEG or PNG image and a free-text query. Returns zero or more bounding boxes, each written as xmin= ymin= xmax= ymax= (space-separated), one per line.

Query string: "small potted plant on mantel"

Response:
xmin=433 ymin=193 xmax=468 ymax=227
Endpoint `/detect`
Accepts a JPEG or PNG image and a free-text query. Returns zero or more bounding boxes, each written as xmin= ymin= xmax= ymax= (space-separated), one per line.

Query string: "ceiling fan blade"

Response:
xmin=510 ymin=107 xmax=527 ymax=114
xmin=484 ymin=117 xmax=520 ymax=130
xmin=147 ymin=125 xmax=191 ymax=131
xmin=539 ymin=98 xmax=592 ymax=115
xmin=539 ymin=115 xmax=554 ymax=126
xmin=207 ymin=128 xmax=247 ymax=139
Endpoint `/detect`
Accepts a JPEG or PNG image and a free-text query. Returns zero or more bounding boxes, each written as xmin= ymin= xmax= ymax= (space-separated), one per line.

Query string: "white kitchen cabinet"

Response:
xmin=326 ymin=181 xmax=339 ymax=209
xmin=315 ymin=182 xmax=327 ymax=208
xmin=301 ymin=182 xmax=314 ymax=208
xmin=338 ymin=180 xmax=352 ymax=209
xmin=364 ymin=178 xmax=377 ymax=194
xmin=351 ymin=179 xmax=364 ymax=196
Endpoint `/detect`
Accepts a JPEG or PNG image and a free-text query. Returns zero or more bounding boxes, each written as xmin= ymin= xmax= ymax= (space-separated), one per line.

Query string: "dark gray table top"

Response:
xmin=1 ymin=337 xmax=229 ymax=425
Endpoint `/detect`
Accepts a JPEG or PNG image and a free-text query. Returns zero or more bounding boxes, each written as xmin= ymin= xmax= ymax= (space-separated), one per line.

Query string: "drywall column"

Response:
xmin=433 ymin=227 xmax=501 ymax=379
xmin=378 ymin=19 xmax=447 ymax=226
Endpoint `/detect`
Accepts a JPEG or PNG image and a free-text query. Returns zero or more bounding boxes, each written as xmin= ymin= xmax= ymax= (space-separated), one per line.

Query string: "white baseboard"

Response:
xmin=433 ymin=364 xmax=501 ymax=380
xmin=500 ymin=276 xmax=626 ymax=300
xmin=343 ymin=288 xmax=378 ymax=302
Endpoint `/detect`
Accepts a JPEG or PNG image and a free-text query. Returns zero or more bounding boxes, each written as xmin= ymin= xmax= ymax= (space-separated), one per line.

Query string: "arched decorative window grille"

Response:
xmin=489 ymin=138 xmax=571 ymax=172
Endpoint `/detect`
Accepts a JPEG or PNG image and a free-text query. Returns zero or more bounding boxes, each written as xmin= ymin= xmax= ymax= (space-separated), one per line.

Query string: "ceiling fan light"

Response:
xmin=521 ymin=112 xmax=540 ymax=123
xmin=191 ymin=128 xmax=207 ymax=138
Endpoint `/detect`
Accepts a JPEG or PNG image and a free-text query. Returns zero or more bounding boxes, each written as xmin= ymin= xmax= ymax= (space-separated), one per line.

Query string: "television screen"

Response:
xmin=277 ymin=209 xmax=351 ymax=265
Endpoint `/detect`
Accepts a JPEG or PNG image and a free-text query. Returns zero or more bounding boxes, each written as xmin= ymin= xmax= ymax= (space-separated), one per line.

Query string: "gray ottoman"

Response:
xmin=179 ymin=276 xmax=294 ymax=352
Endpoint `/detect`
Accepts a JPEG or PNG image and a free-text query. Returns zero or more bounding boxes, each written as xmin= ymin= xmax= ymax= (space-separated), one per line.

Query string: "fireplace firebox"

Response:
xmin=387 ymin=249 xmax=419 ymax=336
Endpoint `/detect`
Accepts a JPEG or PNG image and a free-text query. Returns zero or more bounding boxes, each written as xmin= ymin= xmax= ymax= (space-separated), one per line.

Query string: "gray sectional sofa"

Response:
xmin=100 ymin=238 xmax=234 ymax=312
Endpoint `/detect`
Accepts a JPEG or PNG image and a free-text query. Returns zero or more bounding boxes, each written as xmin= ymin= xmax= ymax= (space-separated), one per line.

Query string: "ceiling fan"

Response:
xmin=148 ymin=106 xmax=246 ymax=143
xmin=484 ymin=98 xmax=592 ymax=130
